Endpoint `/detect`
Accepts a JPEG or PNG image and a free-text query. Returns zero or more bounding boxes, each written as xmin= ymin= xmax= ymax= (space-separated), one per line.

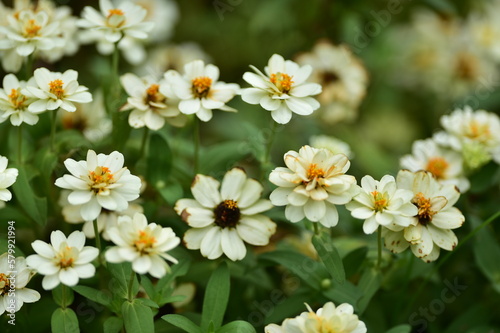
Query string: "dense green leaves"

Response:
xmin=201 ymin=262 xmax=230 ymax=332
xmin=312 ymin=233 xmax=346 ymax=284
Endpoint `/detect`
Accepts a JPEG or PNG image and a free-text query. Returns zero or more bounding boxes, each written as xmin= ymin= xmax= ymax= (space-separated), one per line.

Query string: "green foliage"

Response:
xmin=51 ymin=308 xmax=79 ymax=333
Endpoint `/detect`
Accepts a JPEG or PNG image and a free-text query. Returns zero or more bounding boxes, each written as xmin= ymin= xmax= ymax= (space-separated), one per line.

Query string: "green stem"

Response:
xmin=61 ymin=284 xmax=67 ymax=309
xmin=312 ymin=222 xmax=320 ymax=235
xmin=93 ymin=219 xmax=105 ymax=267
xmin=139 ymin=127 xmax=149 ymax=161
xmin=17 ymin=124 xmax=23 ymax=165
xmin=260 ymin=120 xmax=279 ymax=181
xmin=377 ymin=226 xmax=382 ymax=270
xmin=24 ymin=53 xmax=34 ymax=81
xmin=404 ymin=210 xmax=500 ymax=317
xmin=193 ymin=117 xmax=200 ymax=174
xmin=50 ymin=110 xmax=57 ymax=152
xmin=127 ymin=269 xmax=136 ymax=301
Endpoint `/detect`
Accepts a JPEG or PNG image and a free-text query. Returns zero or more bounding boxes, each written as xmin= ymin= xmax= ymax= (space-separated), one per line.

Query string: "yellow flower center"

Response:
xmin=106 ymin=8 xmax=126 ymax=28
xmin=0 ymin=273 xmax=11 ymax=296
xmin=89 ymin=166 xmax=115 ymax=193
xmin=56 ymin=245 xmax=76 ymax=269
xmin=191 ymin=77 xmax=212 ymax=98
xmin=134 ymin=230 xmax=156 ymax=253
xmin=23 ymin=19 xmax=41 ymax=38
xmin=466 ymin=120 xmax=491 ymax=142
xmin=371 ymin=190 xmax=388 ymax=212
xmin=8 ymin=88 xmax=28 ymax=110
xmin=270 ymin=72 xmax=293 ymax=94
xmin=145 ymin=84 xmax=165 ymax=105
xmin=426 ymin=157 xmax=449 ymax=179
xmin=307 ymin=163 xmax=325 ymax=180
xmin=412 ymin=192 xmax=436 ymax=225
xmin=49 ymin=79 xmax=65 ymax=99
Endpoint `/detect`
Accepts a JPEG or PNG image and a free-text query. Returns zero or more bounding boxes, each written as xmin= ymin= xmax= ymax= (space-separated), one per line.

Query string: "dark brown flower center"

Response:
xmin=214 ymin=200 xmax=240 ymax=228
xmin=412 ymin=192 xmax=436 ymax=225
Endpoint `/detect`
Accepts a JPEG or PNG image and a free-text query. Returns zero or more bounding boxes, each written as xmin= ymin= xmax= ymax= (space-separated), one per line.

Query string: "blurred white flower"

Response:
xmin=175 ymin=168 xmax=276 ymax=261
xmin=78 ymin=0 xmax=154 ymax=45
xmin=0 ymin=74 xmax=38 ymax=126
xmin=0 ymin=253 xmax=40 ymax=315
xmin=23 ymin=68 xmax=92 ymax=113
xmin=241 ymin=54 xmax=322 ymax=124
xmin=346 ymin=175 xmax=417 ymax=234
xmin=0 ymin=156 xmax=18 ymax=207
xmin=105 ymin=213 xmax=180 ymax=278
xmin=297 ymin=41 xmax=368 ymax=124
xmin=384 ymin=170 xmax=465 ymax=262
xmin=165 ymin=60 xmax=239 ymax=122
xmin=26 ymin=230 xmax=98 ymax=290
xmin=120 ymin=73 xmax=186 ymax=130
xmin=265 ymin=302 xmax=367 ymax=333
xmin=400 ymin=138 xmax=469 ymax=192
xmin=309 ymin=134 xmax=353 ymax=159
xmin=132 ymin=0 xmax=178 ymax=42
xmin=54 ymin=150 xmax=142 ymax=221
xmin=434 ymin=106 xmax=500 ymax=169
xmin=269 ymin=145 xmax=357 ymax=228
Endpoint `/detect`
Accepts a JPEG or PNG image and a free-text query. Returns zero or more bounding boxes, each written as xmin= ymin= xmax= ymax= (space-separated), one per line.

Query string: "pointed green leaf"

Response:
xmin=72 ymin=285 xmax=111 ymax=307
xmin=103 ymin=316 xmax=123 ymax=333
xmin=216 ymin=321 xmax=256 ymax=333
xmin=51 ymin=308 xmax=79 ymax=333
xmin=107 ymin=262 xmax=138 ymax=298
xmin=11 ymin=166 xmax=47 ymax=225
xmin=162 ymin=314 xmax=201 ymax=333
xmin=473 ymin=224 xmax=500 ymax=293
xmin=122 ymin=300 xmax=154 ymax=333
xmin=312 ymin=233 xmax=345 ymax=284
xmin=385 ymin=324 xmax=411 ymax=333
xmin=357 ymin=268 xmax=382 ymax=313
xmin=52 ymin=285 xmax=74 ymax=307
xmin=201 ymin=262 xmax=230 ymax=332
xmin=147 ymin=132 xmax=173 ymax=187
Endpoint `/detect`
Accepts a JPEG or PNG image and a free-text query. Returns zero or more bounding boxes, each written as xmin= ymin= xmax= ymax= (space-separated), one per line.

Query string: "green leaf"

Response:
xmin=122 ymin=300 xmax=155 ymax=333
xmin=199 ymin=141 xmax=249 ymax=174
xmin=201 ymin=262 xmax=230 ymax=332
xmin=52 ymin=285 xmax=74 ymax=307
xmin=11 ymin=166 xmax=47 ymax=225
xmin=357 ymin=268 xmax=382 ymax=314
xmin=312 ymin=233 xmax=346 ymax=284
xmin=321 ymin=280 xmax=363 ymax=307
xmin=263 ymin=292 xmax=312 ymax=325
xmin=162 ymin=314 xmax=201 ymax=333
xmin=51 ymin=308 xmax=79 ymax=333
xmin=157 ymin=181 xmax=184 ymax=206
xmin=107 ymin=262 xmax=138 ymax=299
xmin=136 ymin=298 xmax=159 ymax=309
xmin=72 ymin=285 xmax=111 ymax=307
xmin=147 ymin=132 xmax=173 ymax=187
xmin=385 ymin=324 xmax=412 ymax=333
xmin=343 ymin=246 xmax=368 ymax=278
xmin=103 ymin=316 xmax=123 ymax=333
xmin=473 ymin=223 xmax=500 ymax=293
xmin=216 ymin=321 xmax=256 ymax=333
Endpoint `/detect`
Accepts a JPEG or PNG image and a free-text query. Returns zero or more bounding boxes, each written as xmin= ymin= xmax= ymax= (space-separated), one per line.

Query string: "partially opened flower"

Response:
xmin=400 ymin=138 xmax=469 ymax=192
xmin=26 ymin=230 xmax=98 ymax=290
xmin=78 ymin=0 xmax=154 ymax=45
xmin=120 ymin=73 xmax=186 ymax=130
xmin=0 ymin=254 xmax=40 ymax=315
xmin=384 ymin=170 xmax=465 ymax=262
xmin=0 ymin=74 xmax=38 ymax=126
xmin=0 ymin=155 xmax=18 ymax=208
xmin=269 ymin=145 xmax=357 ymax=228
xmin=241 ymin=54 xmax=322 ymax=124
xmin=346 ymin=175 xmax=418 ymax=234
xmin=265 ymin=301 xmax=367 ymax=333
xmin=23 ymin=67 xmax=92 ymax=113
xmin=55 ymin=150 xmax=142 ymax=221
xmin=105 ymin=213 xmax=180 ymax=278
xmin=164 ymin=60 xmax=240 ymax=122
xmin=175 ymin=168 xmax=276 ymax=261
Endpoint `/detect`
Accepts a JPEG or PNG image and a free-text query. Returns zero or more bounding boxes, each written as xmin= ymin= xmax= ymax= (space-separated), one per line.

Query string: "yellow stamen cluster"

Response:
xmin=134 ymin=230 xmax=156 ymax=253
xmin=106 ymin=8 xmax=126 ymax=28
xmin=56 ymin=246 xmax=76 ymax=269
xmin=307 ymin=163 xmax=325 ymax=180
xmin=49 ymin=79 xmax=65 ymax=99
xmin=270 ymin=72 xmax=293 ymax=94
xmin=413 ymin=192 xmax=436 ymax=224
xmin=107 ymin=9 xmax=125 ymax=17
xmin=0 ymin=273 xmax=10 ymax=296
xmin=8 ymin=88 xmax=27 ymax=110
xmin=89 ymin=166 xmax=115 ymax=193
xmin=467 ymin=120 xmax=491 ymax=142
xmin=371 ymin=190 xmax=388 ymax=212
xmin=145 ymin=84 xmax=164 ymax=105
xmin=426 ymin=157 xmax=449 ymax=179
xmin=191 ymin=77 xmax=212 ymax=98
xmin=23 ymin=19 xmax=41 ymax=38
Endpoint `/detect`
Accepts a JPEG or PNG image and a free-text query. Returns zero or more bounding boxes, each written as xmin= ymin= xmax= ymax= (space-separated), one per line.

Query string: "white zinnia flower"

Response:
xmin=120 ymin=73 xmax=186 ymax=130
xmin=0 ymin=253 xmax=40 ymax=315
xmin=78 ymin=0 xmax=154 ymax=45
xmin=132 ymin=0 xmax=179 ymax=42
xmin=434 ymin=106 xmax=500 ymax=169
xmin=22 ymin=67 xmax=92 ymax=113
xmin=26 ymin=230 xmax=98 ymax=290
xmin=105 ymin=213 xmax=180 ymax=278
xmin=0 ymin=74 xmax=38 ymax=126
xmin=297 ymin=41 xmax=368 ymax=124
xmin=0 ymin=155 xmax=18 ymax=208
xmin=346 ymin=175 xmax=418 ymax=234
xmin=269 ymin=145 xmax=357 ymax=228
xmin=400 ymin=138 xmax=469 ymax=192
xmin=241 ymin=54 xmax=322 ymax=124
xmin=265 ymin=302 xmax=367 ymax=333
xmin=309 ymin=134 xmax=353 ymax=159
xmin=164 ymin=60 xmax=240 ymax=122
xmin=54 ymin=150 xmax=142 ymax=221
xmin=174 ymin=168 xmax=276 ymax=261
xmin=384 ymin=170 xmax=465 ymax=262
